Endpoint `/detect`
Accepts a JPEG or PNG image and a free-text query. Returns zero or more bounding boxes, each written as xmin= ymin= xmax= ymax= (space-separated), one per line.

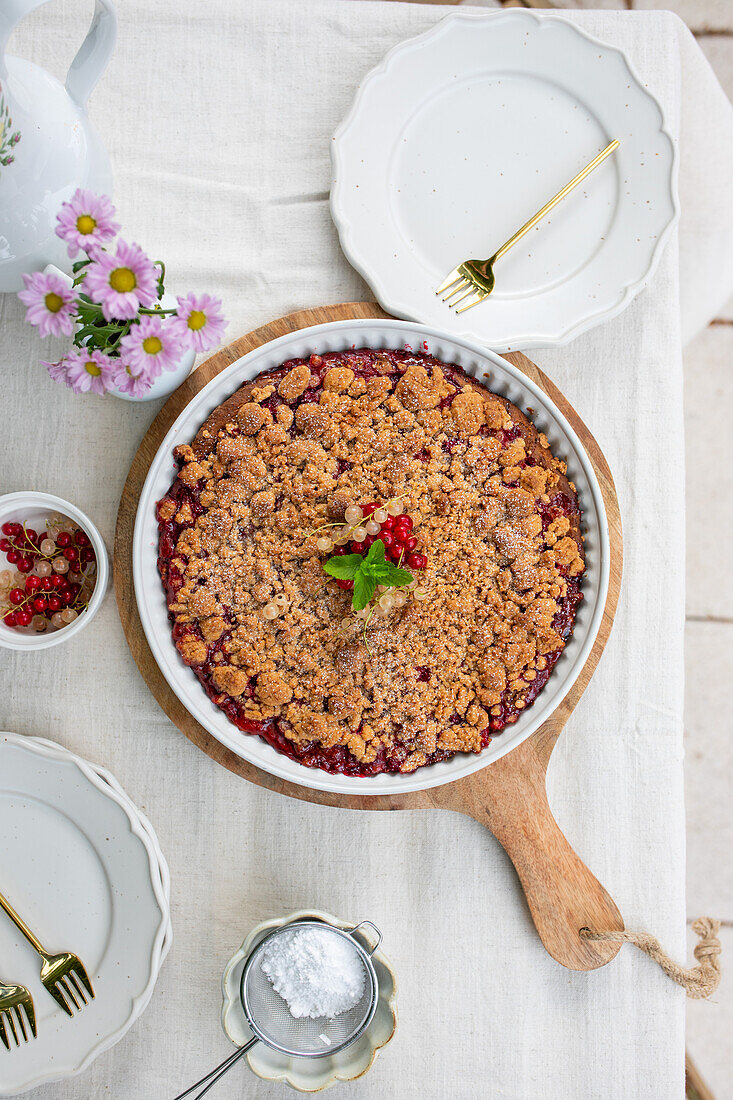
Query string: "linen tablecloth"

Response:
xmin=2 ymin=2 xmax=732 ymax=1097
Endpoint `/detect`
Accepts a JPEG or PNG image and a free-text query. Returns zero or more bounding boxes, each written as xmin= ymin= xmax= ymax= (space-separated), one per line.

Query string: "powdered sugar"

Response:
xmin=259 ymin=926 xmax=366 ymax=1019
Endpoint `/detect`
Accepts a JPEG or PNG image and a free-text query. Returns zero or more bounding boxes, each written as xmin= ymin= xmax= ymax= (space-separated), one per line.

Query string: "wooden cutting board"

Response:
xmin=115 ymin=302 xmax=624 ymax=971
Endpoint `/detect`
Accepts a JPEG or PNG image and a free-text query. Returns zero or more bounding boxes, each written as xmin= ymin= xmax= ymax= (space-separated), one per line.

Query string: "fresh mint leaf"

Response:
xmin=353 ymin=571 xmax=377 ymax=611
xmin=380 ymin=565 xmax=413 ymax=587
xmin=323 ymin=553 xmax=363 ymax=580
xmin=365 ymin=540 xmax=386 ymax=566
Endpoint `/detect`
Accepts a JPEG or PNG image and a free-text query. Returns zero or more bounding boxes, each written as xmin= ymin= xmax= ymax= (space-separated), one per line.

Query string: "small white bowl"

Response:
xmin=0 ymin=491 xmax=109 ymax=651
xmin=222 ymin=909 xmax=397 ymax=1092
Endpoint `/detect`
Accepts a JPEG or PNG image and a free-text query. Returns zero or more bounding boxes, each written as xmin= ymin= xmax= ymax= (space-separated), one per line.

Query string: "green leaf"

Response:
xmin=379 ymin=565 xmax=414 ymax=587
xmin=323 ymin=553 xmax=363 ymax=580
xmin=365 ymin=540 xmax=386 ymax=566
xmin=353 ymin=571 xmax=377 ymax=612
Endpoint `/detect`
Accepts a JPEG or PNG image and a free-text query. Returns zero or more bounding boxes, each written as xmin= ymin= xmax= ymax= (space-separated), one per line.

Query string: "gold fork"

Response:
xmin=436 ymin=139 xmax=620 ymax=313
xmin=0 ymin=976 xmax=36 ymax=1049
xmin=0 ymin=890 xmax=94 ymax=1017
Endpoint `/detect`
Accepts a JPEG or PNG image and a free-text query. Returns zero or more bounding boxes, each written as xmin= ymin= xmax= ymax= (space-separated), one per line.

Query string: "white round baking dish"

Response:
xmin=133 ymin=320 xmax=609 ymax=795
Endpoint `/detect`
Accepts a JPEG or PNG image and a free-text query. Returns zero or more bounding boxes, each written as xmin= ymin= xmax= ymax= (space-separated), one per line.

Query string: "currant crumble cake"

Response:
xmin=156 ymin=349 xmax=584 ymax=776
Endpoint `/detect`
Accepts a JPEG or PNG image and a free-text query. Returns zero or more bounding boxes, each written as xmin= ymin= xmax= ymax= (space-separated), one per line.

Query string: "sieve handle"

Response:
xmin=348 ymin=920 xmax=383 ymax=956
xmin=172 ymin=1037 xmax=258 ymax=1100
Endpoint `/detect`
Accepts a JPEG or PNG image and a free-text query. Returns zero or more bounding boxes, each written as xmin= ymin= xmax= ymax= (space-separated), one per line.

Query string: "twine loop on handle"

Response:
xmin=580 ymin=918 xmax=721 ymax=998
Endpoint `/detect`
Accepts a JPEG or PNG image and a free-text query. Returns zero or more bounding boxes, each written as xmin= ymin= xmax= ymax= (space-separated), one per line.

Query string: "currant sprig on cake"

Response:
xmin=324 ymin=538 xmax=413 ymax=613
xmin=316 ymin=499 xmax=428 ymax=615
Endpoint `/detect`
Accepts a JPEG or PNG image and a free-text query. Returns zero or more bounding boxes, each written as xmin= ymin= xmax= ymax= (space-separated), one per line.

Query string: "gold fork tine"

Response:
xmin=451 ymin=286 xmax=479 ymax=310
xmin=5 ymin=1009 xmax=18 ymax=1046
xmin=21 ymin=998 xmax=36 ymax=1038
xmin=0 ymin=1012 xmax=10 ymax=1049
xmin=14 ymin=1005 xmax=28 ymax=1042
xmin=456 ymin=294 xmax=486 ymax=314
xmin=61 ymin=977 xmax=81 ymax=1012
xmin=435 ymin=267 xmax=464 ymax=295
xmin=68 ymin=971 xmax=88 ymax=1005
xmin=442 ymin=279 xmax=470 ymax=303
xmin=48 ymin=981 xmax=73 ymax=1017
xmin=70 ymin=963 xmax=94 ymax=1000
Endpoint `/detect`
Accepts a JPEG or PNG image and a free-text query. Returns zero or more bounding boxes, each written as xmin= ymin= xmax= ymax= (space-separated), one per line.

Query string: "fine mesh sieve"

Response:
xmin=173 ymin=918 xmax=382 ymax=1100
xmin=241 ymin=919 xmax=379 ymax=1056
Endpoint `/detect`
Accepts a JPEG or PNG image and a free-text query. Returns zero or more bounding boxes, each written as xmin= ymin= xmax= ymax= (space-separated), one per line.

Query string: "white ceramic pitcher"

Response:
xmin=0 ymin=0 xmax=117 ymax=292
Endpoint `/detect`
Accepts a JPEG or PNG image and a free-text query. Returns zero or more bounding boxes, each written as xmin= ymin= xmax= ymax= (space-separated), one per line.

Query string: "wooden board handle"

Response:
xmin=445 ymin=740 xmax=624 ymax=970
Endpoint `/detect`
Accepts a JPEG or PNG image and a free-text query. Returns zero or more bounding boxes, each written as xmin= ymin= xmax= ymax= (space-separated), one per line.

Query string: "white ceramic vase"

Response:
xmin=43 ymin=264 xmax=196 ymax=402
xmin=0 ymin=0 xmax=117 ymax=292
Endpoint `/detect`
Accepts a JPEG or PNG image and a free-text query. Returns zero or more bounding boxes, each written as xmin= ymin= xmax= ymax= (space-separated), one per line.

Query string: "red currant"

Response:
xmin=15 ymin=609 xmax=32 ymax=627
xmin=331 ymin=547 xmax=348 ymax=557
xmin=17 ymin=557 xmax=33 ymax=573
xmin=406 ymin=552 xmax=427 ymax=570
xmin=74 ymin=530 xmax=90 ymax=547
xmin=3 ymin=611 xmax=17 ymax=626
xmin=379 ymin=515 xmax=395 ymax=532
xmin=361 ymin=502 xmax=377 ymax=517
xmin=379 ymin=532 xmax=395 ymax=551
xmin=63 ymin=546 xmax=78 ymax=563
xmin=32 ymin=596 xmax=48 ymax=613
xmin=1 ymin=522 xmax=21 ymax=537
xmin=40 ymin=577 xmax=54 ymax=592
xmin=388 ymin=546 xmax=403 ymax=563
xmin=335 ymin=579 xmax=353 ymax=591
xmin=56 ymin=531 xmax=72 ymax=548
xmin=47 ymin=595 xmax=62 ymax=612
xmin=361 ymin=536 xmax=374 ymax=551
xmin=0 ymin=538 xmax=10 ymax=552
xmin=24 ymin=576 xmax=41 ymax=592
xmin=80 ymin=547 xmax=95 ymax=564
xmin=68 ymin=583 xmax=81 ymax=600
xmin=403 ymin=536 xmax=418 ymax=552
xmin=24 ymin=529 xmax=38 ymax=545
xmin=6 ymin=550 xmax=19 ymax=565
xmin=9 ymin=588 xmax=25 ymax=605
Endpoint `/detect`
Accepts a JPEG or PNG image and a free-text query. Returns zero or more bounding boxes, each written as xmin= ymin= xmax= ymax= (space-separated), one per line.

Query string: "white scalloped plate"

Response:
xmin=330 ymin=10 xmax=679 ymax=351
xmin=133 ymin=317 xmax=609 ymax=797
xmin=0 ymin=734 xmax=170 ymax=1096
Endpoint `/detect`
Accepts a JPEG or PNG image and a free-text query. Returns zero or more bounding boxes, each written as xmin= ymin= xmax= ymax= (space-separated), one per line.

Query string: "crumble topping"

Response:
xmin=157 ymin=349 xmax=584 ymax=776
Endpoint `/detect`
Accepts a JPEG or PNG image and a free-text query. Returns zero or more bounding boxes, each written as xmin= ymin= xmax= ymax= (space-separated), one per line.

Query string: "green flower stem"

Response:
xmin=71 ymin=293 xmax=179 ymax=358
xmin=154 ymin=260 xmax=166 ymax=298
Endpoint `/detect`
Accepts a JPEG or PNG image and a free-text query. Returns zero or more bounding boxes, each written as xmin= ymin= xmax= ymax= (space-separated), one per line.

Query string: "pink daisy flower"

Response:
xmin=55 ymin=189 xmax=120 ymax=258
xmin=170 ymin=292 xmax=228 ymax=353
xmin=18 ymin=271 xmax=76 ymax=338
xmin=119 ymin=315 xmax=184 ymax=378
xmin=83 ymin=240 xmax=159 ymax=321
xmin=62 ymin=349 xmax=117 ymax=396
xmin=113 ymin=363 xmax=154 ymax=398
xmin=42 ymin=359 xmax=72 ymax=386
